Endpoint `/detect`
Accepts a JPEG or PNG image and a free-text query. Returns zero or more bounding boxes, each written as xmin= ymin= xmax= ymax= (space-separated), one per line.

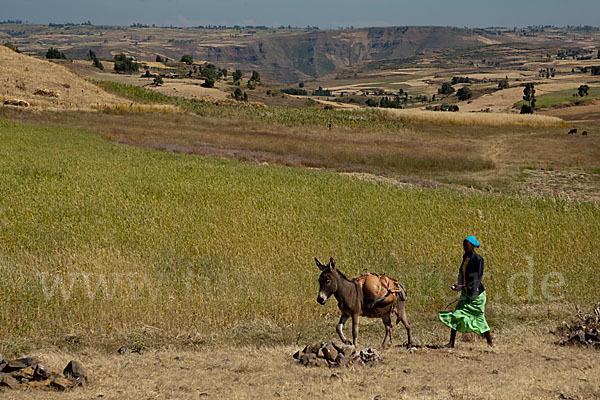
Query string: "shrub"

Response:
xmin=153 ymin=76 xmax=164 ymax=86
xmin=281 ymin=88 xmax=308 ymax=96
xmin=4 ymin=42 xmax=20 ymax=52
xmin=578 ymin=85 xmax=590 ymax=97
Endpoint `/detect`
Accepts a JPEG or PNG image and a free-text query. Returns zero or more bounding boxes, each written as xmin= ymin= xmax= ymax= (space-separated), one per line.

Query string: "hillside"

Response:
xmin=0 ymin=25 xmax=507 ymax=83
xmin=0 ymin=45 xmax=124 ymax=109
xmin=193 ymin=27 xmax=505 ymax=82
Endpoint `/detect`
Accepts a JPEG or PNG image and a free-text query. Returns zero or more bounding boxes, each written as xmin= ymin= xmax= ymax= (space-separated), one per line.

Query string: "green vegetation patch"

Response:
xmin=0 ymin=120 xmax=598 ymax=350
xmin=96 ymin=81 xmax=409 ymax=131
xmin=514 ymin=87 xmax=600 ymax=109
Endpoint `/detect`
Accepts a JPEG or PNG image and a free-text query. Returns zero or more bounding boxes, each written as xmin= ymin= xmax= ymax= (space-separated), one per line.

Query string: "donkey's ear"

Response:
xmin=329 ymin=257 xmax=335 ymax=269
xmin=315 ymin=257 xmax=327 ymax=271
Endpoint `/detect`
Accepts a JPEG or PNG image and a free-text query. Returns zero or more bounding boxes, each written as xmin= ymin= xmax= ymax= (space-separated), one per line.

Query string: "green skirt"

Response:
xmin=438 ymin=290 xmax=490 ymax=335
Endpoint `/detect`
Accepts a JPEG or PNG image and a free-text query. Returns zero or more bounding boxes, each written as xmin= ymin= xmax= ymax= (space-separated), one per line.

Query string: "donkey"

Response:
xmin=316 ymin=257 xmax=412 ymax=348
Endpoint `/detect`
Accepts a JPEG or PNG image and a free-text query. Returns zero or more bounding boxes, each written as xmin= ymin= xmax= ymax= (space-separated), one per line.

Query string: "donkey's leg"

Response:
xmin=381 ymin=313 xmax=393 ymax=348
xmin=351 ymin=314 xmax=360 ymax=347
xmin=336 ymin=314 xmax=351 ymax=345
xmin=396 ymin=301 xmax=413 ymax=348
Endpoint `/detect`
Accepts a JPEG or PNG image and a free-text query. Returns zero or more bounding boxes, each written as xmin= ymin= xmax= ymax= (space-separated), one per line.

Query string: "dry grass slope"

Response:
xmin=385 ymin=108 xmax=566 ymax=128
xmin=0 ymin=46 xmax=124 ymax=110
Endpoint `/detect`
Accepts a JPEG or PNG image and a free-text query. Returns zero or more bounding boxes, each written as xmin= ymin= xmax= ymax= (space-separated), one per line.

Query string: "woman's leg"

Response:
xmin=484 ymin=330 xmax=493 ymax=347
xmin=446 ymin=329 xmax=457 ymax=348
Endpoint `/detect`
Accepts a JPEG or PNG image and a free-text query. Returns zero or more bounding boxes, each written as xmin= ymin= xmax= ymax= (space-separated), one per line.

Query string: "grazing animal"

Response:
xmin=315 ymin=257 xmax=412 ymax=348
xmin=568 ymin=128 xmax=577 ymax=135
xmin=582 ymin=130 xmax=588 ymax=136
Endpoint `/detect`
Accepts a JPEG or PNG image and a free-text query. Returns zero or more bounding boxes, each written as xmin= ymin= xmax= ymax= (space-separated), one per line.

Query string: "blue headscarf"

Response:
xmin=464 ymin=236 xmax=480 ymax=248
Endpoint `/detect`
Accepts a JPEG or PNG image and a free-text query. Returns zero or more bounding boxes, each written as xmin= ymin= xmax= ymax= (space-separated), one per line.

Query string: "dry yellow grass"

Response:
xmin=8 ymin=330 xmax=599 ymax=400
xmin=385 ymin=108 xmax=566 ymax=127
xmin=0 ymin=46 xmax=125 ymax=110
xmin=149 ymin=80 xmax=230 ymax=100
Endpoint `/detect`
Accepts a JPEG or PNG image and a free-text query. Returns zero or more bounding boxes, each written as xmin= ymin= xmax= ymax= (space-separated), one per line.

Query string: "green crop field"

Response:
xmin=514 ymin=87 xmax=600 ymax=109
xmin=0 ymin=119 xmax=598 ymax=355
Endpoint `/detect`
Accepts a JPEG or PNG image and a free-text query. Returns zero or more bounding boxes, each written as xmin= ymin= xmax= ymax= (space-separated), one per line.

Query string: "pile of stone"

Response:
xmin=34 ymin=88 xmax=60 ymax=98
xmin=555 ymin=304 xmax=600 ymax=349
xmin=293 ymin=342 xmax=382 ymax=367
xmin=3 ymin=99 xmax=29 ymax=107
xmin=0 ymin=356 xmax=87 ymax=391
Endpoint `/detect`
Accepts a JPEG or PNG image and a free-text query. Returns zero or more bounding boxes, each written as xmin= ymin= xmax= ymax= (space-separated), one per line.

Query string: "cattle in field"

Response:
xmin=582 ymin=131 xmax=588 ymax=136
xmin=568 ymin=128 xmax=577 ymax=134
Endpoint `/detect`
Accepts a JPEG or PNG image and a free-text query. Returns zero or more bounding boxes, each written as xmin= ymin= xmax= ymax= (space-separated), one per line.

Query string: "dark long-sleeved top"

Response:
xmin=457 ymin=250 xmax=485 ymax=296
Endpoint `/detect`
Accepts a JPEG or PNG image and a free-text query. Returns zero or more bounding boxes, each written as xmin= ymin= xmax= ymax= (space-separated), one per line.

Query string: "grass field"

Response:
xmin=0 ymin=119 xmax=598 ymax=357
xmin=515 ymin=87 xmax=600 ymax=109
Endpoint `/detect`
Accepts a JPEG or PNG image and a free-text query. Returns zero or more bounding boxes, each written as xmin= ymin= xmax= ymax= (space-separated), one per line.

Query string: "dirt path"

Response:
xmin=8 ymin=332 xmax=599 ymax=399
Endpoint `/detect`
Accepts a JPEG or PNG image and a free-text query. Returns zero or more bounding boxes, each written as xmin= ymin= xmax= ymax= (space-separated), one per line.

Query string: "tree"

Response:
xmin=232 ymin=69 xmax=243 ymax=83
xmin=87 ymin=49 xmax=96 ymax=60
xmin=250 ymin=70 xmax=261 ymax=83
xmin=456 ymin=86 xmax=473 ymax=101
xmin=312 ymin=86 xmax=332 ymax=96
xmin=200 ymin=64 xmax=217 ymax=81
xmin=201 ymin=77 xmax=215 ymax=88
xmin=521 ymin=83 xmax=536 ymax=114
xmin=365 ymin=98 xmax=378 ymax=107
xmin=378 ymin=96 xmax=402 ymax=109
xmin=578 ymin=85 xmax=590 ymax=97
xmin=498 ymin=78 xmax=509 ymax=90
xmin=598 ymin=49 xmax=600 ymax=59
xmin=46 ymin=47 xmax=66 ymax=59
xmin=113 ymin=54 xmax=139 ymax=73
xmin=220 ymin=68 xmax=228 ymax=78
xmin=299 ymin=81 xmax=304 ymax=88
xmin=591 ymin=66 xmax=600 ymax=76
xmin=232 ymin=87 xmax=243 ymax=100
xmin=153 ymin=76 xmax=164 ymax=86
xmin=92 ymin=57 xmax=104 ymax=70
xmin=180 ymin=55 xmax=194 ymax=65
xmin=438 ymin=82 xmax=455 ymax=95
xmin=156 ymin=55 xmax=164 ymax=63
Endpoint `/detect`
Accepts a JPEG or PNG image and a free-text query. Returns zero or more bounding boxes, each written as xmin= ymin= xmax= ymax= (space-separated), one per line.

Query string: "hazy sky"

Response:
xmin=4 ymin=0 xmax=600 ymax=29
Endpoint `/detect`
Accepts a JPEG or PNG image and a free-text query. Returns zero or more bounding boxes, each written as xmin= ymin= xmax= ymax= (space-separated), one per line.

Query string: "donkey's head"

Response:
xmin=316 ymin=257 xmax=338 ymax=305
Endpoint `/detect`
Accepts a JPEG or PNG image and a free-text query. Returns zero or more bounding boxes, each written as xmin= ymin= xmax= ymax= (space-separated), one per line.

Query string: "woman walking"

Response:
xmin=439 ymin=236 xmax=493 ymax=347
